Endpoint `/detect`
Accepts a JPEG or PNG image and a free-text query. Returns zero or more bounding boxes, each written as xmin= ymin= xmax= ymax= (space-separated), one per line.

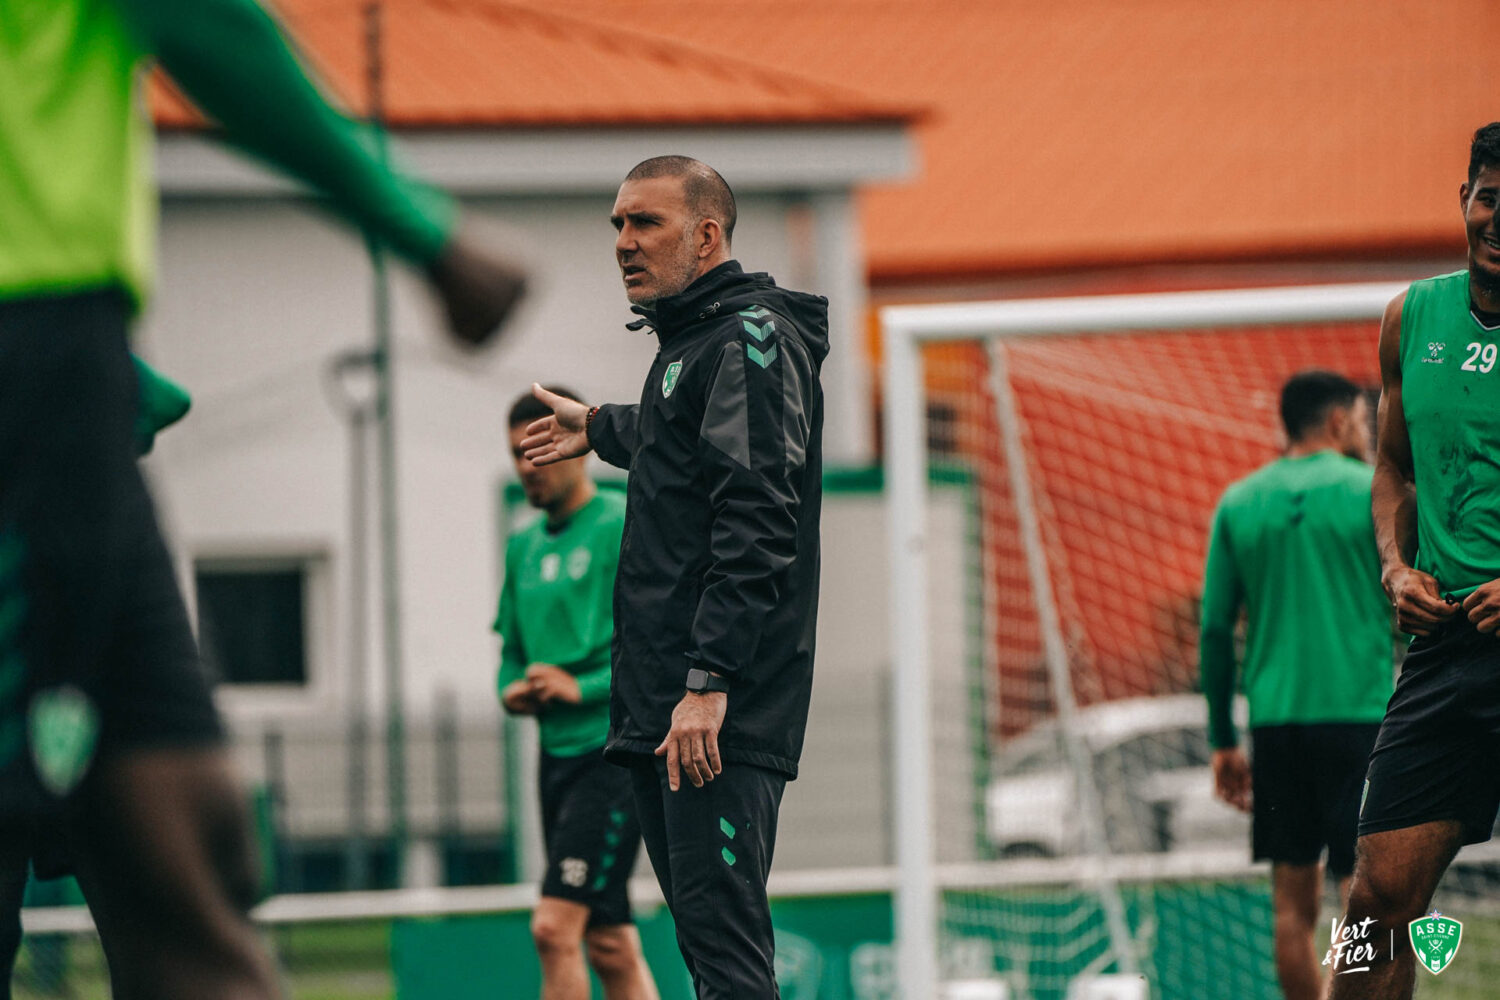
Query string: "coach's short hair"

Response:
xmin=1280 ymin=370 xmax=1361 ymax=442
xmin=1470 ymin=123 xmax=1500 ymax=186
xmin=508 ymin=386 xmax=581 ymax=428
xmin=625 ymin=155 xmax=737 ymax=244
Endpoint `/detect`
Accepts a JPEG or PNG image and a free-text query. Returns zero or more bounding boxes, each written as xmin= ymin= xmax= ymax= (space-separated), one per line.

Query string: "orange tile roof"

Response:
xmin=537 ymin=0 xmax=1500 ymax=280
xmin=150 ymin=0 xmax=916 ymax=129
xmin=156 ymin=0 xmax=1500 ymax=280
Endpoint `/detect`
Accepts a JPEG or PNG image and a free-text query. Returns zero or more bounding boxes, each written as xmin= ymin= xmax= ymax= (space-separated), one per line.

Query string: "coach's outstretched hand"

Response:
xmin=521 ymin=384 xmax=592 ymax=465
xmin=427 ymin=226 xmax=528 ymax=348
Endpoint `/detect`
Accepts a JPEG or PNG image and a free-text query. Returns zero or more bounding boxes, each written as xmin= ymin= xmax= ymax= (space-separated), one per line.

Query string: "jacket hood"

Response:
xmin=627 ymin=261 xmax=830 ymax=365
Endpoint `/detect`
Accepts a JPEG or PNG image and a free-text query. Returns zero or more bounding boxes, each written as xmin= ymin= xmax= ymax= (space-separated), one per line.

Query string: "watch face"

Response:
xmin=685 ymin=667 xmax=724 ymax=693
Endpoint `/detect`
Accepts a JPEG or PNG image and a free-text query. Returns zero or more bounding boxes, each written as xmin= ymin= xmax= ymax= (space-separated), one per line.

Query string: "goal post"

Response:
xmin=881 ymin=282 xmax=1405 ymax=1000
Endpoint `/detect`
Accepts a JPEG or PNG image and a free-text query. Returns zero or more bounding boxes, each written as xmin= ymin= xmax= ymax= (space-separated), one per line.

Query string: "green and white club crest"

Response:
xmin=662 ymin=360 xmax=683 ymax=398
xmin=1409 ymin=912 xmax=1462 ymax=976
xmin=28 ymin=685 xmax=99 ymax=798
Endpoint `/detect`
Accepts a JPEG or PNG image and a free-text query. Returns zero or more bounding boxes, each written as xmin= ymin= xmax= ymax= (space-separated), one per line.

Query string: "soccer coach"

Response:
xmin=522 ymin=155 xmax=827 ymax=998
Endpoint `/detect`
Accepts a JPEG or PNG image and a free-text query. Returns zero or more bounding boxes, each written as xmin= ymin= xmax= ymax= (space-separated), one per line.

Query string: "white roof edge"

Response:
xmin=157 ymin=123 xmax=915 ymax=197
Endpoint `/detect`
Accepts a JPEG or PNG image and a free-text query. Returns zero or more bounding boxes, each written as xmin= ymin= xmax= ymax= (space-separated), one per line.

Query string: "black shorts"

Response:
xmin=538 ymin=748 xmax=640 ymax=927
xmin=1359 ymin=616 xmax=1500 ymax=845
xmin=1250 ymin=723 xmax=1379 ymax=876
xmin=0 ymin=289 xmax=222 ymax=832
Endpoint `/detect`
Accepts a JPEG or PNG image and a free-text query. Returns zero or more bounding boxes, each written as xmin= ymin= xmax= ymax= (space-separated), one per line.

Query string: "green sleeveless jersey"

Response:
xmin=494 ymin=492 xmax=625 ymax=757
xmin=1200 ymin=452 xmax=1393 ymax=748
xmin=1400 ymin=270 xmax=1500 ymax=598
xmin=0 ymin=0 xmax=154 ymax=305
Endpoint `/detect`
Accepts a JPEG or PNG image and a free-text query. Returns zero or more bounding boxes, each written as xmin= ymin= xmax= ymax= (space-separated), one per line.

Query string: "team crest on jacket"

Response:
xmin=662 ymin=360 xmax=683 ymax=398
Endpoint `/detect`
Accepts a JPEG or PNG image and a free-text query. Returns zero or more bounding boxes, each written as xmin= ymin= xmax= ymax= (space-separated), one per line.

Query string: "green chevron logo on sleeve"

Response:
xmin=741 ymin=317 xmax=775 ymax=342
xmin=746 ymin=344 xmax=778 ymax=369
xmin=740 ymin=306 xmax=778 ymax=367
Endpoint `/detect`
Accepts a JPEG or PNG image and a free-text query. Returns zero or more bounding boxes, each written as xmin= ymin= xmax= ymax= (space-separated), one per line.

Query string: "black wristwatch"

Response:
xmin=685 ymin=667 xmax=730 ymax=694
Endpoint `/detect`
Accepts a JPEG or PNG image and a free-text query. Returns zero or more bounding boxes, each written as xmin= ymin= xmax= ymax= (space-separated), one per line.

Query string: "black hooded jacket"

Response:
xmin=587 ymin=261 xmax=828 ymax=778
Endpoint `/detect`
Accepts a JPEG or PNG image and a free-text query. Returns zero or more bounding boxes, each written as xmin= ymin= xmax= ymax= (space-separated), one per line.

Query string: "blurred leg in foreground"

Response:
xmin=0 ymin=0 xmax=533 ymax=992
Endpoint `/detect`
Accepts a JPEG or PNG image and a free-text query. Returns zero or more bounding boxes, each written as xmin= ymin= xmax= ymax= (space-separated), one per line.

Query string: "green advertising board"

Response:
xmin=393 ymin=880 xmax=1281 ymax=1000
xmin=393 ymin=892 xmax=893 ymax=1000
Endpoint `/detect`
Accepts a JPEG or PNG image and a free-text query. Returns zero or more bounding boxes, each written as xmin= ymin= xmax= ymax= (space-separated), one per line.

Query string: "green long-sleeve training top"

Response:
xmin=1199 ymin=451 xmax=1394 ymax=749
xmin=495 ymin=492 xmax=624 ymax=758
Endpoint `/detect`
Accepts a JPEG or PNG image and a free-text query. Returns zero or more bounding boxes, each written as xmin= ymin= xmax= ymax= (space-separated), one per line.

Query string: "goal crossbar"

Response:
xmin=882 ymin=281 xmax=1404 ymax=342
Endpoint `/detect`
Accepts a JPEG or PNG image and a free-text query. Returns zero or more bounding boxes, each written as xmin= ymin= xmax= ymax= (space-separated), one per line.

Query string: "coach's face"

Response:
xmin=611 ymin=176 xmax=705 ymax=306
xmin=1463 ymin=165 xmax=1500 ymax=307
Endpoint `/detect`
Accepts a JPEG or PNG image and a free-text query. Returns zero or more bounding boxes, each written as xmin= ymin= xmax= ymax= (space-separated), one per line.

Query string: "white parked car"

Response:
xmin=986 ymin=694 xmax=1250 ymax=858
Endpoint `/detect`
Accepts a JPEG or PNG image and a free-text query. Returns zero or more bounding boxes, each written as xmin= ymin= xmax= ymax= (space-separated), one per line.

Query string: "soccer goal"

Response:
xmin=879 ymin=281 xmax=1453 ymax=1000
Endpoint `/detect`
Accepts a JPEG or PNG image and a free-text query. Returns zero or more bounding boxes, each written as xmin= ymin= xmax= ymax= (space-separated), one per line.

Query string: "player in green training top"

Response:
xmin=1200 ymin=370 xmax=1394 ymax=1000
xmin=2 ymin=1 xmax=526 ymax=996
xmin=1329 ymin=123 xmax=1500 ymax=1000
xmin=497 ymin=389 xmax=659 ymax=1000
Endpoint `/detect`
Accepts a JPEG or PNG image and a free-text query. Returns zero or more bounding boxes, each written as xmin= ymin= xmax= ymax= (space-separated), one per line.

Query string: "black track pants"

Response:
xmin=629 ymin=757 xmax=786 ymax=999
